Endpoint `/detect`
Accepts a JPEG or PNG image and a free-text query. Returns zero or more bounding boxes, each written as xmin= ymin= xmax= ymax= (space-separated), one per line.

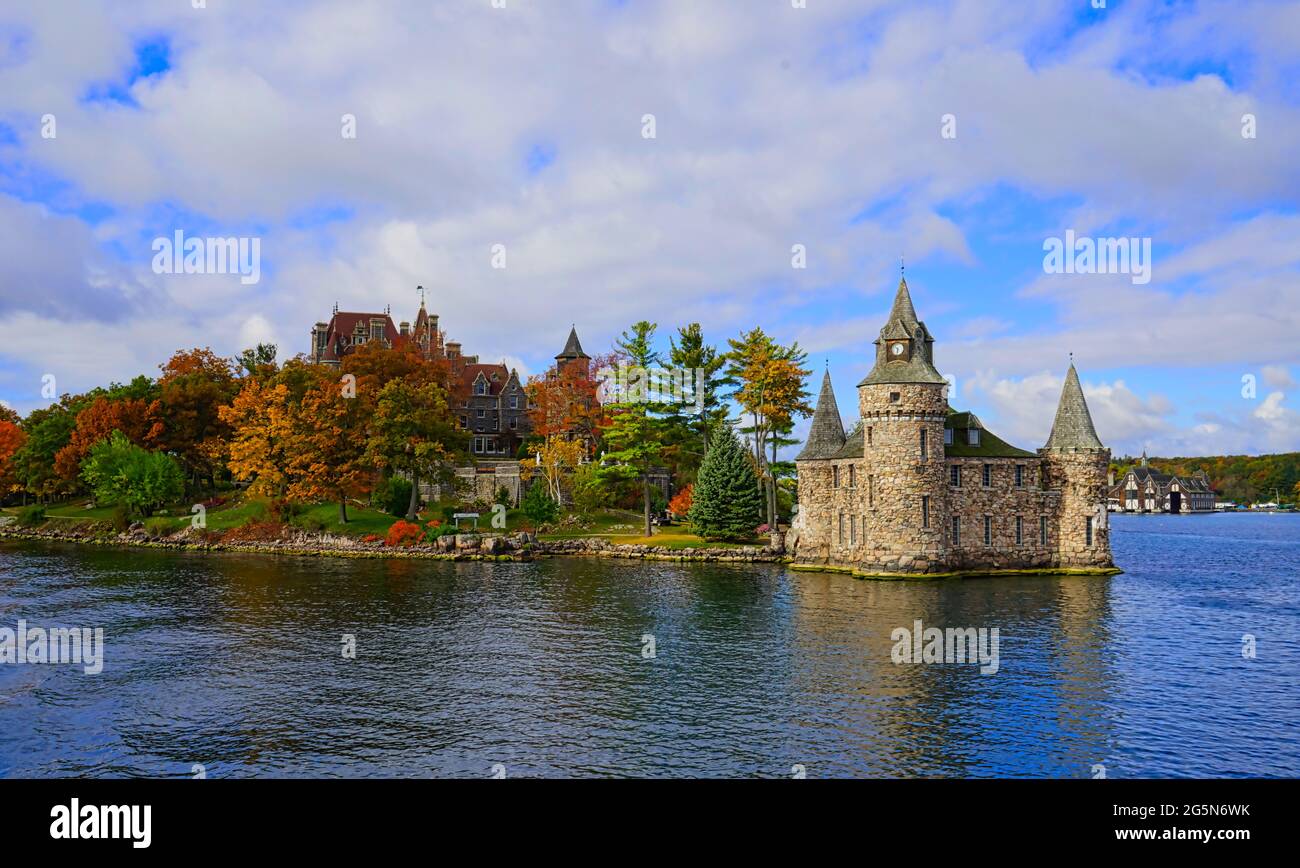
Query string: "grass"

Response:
xmin=614 ymin=532 xmax=767 ymax=550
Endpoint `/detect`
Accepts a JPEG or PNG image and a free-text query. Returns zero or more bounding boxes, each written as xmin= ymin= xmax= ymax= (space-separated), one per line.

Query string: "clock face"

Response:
xmin=890 ymin=342 xmax=905 ymax=357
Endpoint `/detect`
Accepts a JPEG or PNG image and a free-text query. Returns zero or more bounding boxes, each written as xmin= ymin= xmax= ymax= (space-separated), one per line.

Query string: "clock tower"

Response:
xmin=855 ymin=275 xmax=951 ymax=573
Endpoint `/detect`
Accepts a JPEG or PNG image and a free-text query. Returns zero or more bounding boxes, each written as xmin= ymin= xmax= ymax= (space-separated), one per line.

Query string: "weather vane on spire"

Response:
xmin=900 ymin=254 xmax=905 ymax=277
xmin=417 ymin=285 xmax=426 ymax=307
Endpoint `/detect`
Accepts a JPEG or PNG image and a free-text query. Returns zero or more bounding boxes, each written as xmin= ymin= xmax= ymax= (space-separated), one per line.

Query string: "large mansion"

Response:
xmin=1108 ymin=454 xmax=1216 ymax=513
xmin=310 ymin=295 xmax=594 ymax=459
xmin=791 ymin=277 xmax=1116 ymax=578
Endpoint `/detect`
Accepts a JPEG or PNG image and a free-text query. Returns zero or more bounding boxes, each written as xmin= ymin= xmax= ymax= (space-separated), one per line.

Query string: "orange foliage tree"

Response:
xmin=0 ymin=420 xmax=27 ymax=496
xmin=54 ymin=396 xmax=152 ymax=483
xmin=146 ymin=348 xmax=239 ymax=488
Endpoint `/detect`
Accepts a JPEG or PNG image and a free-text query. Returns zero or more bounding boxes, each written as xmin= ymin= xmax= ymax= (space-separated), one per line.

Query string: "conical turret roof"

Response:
xmin=797 ymin=371 xmax=847 ymax=461
xmin=556 ymin=325 xmax=589 ymax=360
xmin=1044 ymin=364 xmax=1105 ymax=451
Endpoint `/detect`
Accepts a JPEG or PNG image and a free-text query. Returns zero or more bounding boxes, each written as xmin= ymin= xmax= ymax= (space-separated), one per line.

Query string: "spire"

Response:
xmin=796 ymin=370 xmax=847 ymax=461
xmin=1044 ymin=363 xmax=1105 ymax=451
xmin=859 ymin=273 xmax=946 ymax=386
xmin=556 ymin=325 xmax=589 ymax=360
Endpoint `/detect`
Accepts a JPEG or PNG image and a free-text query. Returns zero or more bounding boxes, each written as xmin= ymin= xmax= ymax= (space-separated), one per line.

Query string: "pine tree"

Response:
xmin=689 ymin=424 xmax=764 ymax=541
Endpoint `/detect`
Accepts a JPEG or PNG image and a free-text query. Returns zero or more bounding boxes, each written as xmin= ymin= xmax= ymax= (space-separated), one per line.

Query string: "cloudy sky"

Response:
xmin=1 ymin=0 xmax=1298 ymax=458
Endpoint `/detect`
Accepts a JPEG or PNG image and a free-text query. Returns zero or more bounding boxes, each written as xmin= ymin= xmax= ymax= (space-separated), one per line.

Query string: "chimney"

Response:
xmin=446 ymin=341 xmax=461 ymax=359
xmin=400 ymin=321 xmax=410 ymax=337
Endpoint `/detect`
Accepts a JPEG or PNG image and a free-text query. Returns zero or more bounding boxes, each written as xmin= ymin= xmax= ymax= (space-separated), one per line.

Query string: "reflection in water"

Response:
xmin=0 ymin=513 xmax=1297 ymax=778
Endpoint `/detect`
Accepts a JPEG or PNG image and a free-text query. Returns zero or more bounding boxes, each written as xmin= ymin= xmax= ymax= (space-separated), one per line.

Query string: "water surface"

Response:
xmin=1 ymin=513 xmax=1296 ymax=777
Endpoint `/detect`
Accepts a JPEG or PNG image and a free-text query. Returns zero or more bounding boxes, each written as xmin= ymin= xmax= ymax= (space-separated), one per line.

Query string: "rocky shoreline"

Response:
xmin=0 ymin=523 xmax=790 ymax=564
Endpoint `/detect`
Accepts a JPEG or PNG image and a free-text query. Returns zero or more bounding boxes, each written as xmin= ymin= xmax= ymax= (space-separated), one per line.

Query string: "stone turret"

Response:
xmin=1040 ymin=363 xmax=1113 ymax=569
xmin=792 ymin=370 xmax=845 ymax=560
xmin=857 ymin=276 xmax=950 ymax=573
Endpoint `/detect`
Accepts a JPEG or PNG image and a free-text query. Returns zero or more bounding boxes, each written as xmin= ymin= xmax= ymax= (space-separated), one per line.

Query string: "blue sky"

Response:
xmin=0 ymin=0 xmax=1298 ymax=458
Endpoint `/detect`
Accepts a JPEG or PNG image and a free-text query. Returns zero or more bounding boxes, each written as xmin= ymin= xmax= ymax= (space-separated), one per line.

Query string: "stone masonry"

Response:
xmin=791 ymin=276 xmax=1115 ymax=577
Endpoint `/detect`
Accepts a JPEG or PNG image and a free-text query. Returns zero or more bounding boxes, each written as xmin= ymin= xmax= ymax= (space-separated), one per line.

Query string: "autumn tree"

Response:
xmin=54 ymin=394 xmax=153 ymax=484
xmin=521 ymin=437 xmax=587 ymax=503
xmin=219 ymin=379 xmax=295 ymax=498
xmin=365 ymin=377 xmax=465 ymax=520
xmin=723 ymin=328 xmax=813 ymax=527
xmin=0 ymin=420 xmax=27 ymax=498
xmin=284 ymin=371 xmax=372 ymax=523
xmin=146 ymin=348 xmax=239 ymax=491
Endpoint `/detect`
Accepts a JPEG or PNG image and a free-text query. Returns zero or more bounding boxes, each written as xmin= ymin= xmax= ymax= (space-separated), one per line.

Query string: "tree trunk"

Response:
xmin=405 ymin=469 xmax=420 ymax=521
xmin=339 ymin=499 xmax=349 ymax=524
xmin=642 ymin=476 xmax=652 ymax=537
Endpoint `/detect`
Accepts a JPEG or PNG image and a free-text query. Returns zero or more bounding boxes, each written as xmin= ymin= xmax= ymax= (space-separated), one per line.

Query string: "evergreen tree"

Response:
xmin=598 ymin=321 xmax=670 ymax=536
xmin=689 ymin=424 xmax=764 ymax=541
xmin=521 ymin=480 xmax=560 ymax=529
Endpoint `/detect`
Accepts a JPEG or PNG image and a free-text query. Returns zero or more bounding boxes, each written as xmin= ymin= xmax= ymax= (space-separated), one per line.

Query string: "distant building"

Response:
xmin=1110 ymin=453 xmax=1216 ymax=513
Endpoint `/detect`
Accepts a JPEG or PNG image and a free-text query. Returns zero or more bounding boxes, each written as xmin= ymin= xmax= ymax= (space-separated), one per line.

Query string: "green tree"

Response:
xmin=598 ymin=321 xmax=670 ymax=536
xmin=664 ymin=322 xmax=728 ymax=480
xmin=689 ymin=424 xmax=764 ymax=542
xmin=520 ymin=481 xmax=560 ymax=529
xmin=365 ymin=378 xmax=465 ymax=520
xmin=81 ymin=431 xmax=185 ymax=517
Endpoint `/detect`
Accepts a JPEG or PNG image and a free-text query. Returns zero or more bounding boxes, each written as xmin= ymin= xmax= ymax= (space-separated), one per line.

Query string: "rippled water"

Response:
xmin=1 ymin=513 xmax=1297 ymax=778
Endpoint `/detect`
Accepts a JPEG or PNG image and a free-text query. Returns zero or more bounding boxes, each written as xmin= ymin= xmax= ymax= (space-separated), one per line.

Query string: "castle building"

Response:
xmin=1109 ymin=453 xmax=1215 ymax=513
xmin=791 ymin=277 xmax=1116 ymax=578
xmin=310 ymin=295 xmax=599 ymax=464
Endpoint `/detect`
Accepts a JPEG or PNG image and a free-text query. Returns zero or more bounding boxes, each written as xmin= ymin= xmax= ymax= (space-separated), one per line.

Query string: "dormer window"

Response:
xmin=944 ymin=428 xmax=953 ymax=446
xmin=968 ymin=429 xmax=980 ymax=446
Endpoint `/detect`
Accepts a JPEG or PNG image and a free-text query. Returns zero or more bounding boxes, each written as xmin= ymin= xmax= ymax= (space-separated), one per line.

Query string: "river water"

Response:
xmin=1 ymin=513 xmax=1297 ymax=778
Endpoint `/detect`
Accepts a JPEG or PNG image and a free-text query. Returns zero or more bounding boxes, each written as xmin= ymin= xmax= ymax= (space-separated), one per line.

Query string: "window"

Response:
xmin=477 ymin=409 xmax=486 ymax=418
xmin=473 ymin=437 xmax=484 ymax=454
xmin=944 ymin=428 xmax=953 ymax=446
xmin=968 ymin=429 xmax=981 ymax=446
xmin=951 ymin=516 xmax=961 ymax=546
xmin=982 ymin=464 xmax=992 ymax=488
xmin=1086 ymin=517 xmax=1094 ymax=547
xmin=510 ymin=396 xmax=518 ymax=409
xmin=1040 ymin=516 xmax=1048 ymax=546
xmin=889 ymin=392 xmax=901 ymax=403
xmin=950 ymin=465 xmax=961 ymax=487
xmin=848 ymin=465 xmax=856 ymax=488
xmin=867 ymin=427 xmax=873 ymax=446
xmin=1015 ymin=465 xmax=1024 ymax=488
xmin=833 ymin=466 xmax=840 ymax=488
xmin=984 ymin=516 xmax=992 ymax=546
xmin=849 ymin=515 xmax=857 ymax=546
xmin=509 ymin=417 xmax=517 ymax=430
xmin=838 ymin=512 xmax=845 ymax=545
xmin=475 ymin=381 xmax=487 ymax=396
xmin=868 ymin=475 xmax=874 ymax=508
xmin=922 ymin=496 xmax=930 ymax=529
xmin=1015 ymin=516 xmax=1023 ymax=546
xmin=920 ymin=428 xmax=928 ymax=460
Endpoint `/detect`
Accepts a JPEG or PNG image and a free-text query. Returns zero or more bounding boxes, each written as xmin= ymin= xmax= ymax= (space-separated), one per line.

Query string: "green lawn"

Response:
xmin=613 ymin=532 xmax=767 ymax=550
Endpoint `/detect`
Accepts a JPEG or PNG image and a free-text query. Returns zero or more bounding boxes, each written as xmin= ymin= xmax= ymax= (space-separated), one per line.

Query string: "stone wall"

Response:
xmin=1041 ymin=448 xmax=1113 ymax=569
xmin=945 ymin=458 xmax=1060 ymax=571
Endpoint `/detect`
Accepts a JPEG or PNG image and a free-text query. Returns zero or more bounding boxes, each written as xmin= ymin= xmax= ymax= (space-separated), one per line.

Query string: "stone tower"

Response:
xmin=792 ymin=370 xmax=847 ymax=561
xmin=857 ymin=277 xmax=951 ymax=573
xmin=1040 ymin=363 xmax=1113 ymax=569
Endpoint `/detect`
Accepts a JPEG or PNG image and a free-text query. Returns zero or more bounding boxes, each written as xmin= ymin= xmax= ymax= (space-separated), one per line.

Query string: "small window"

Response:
xmin=868 ymin=476 xmax=874 ymax=508
xmin=1086 ymin=517 xmax=1094 ymax=547
xmin=984 ymin=516 xmax=992 ymax=546
xmin=867 ymin=427 xmax=873 ymax=446
xmin=951 ymin=516 xmax=961 ymax=546
xmin=833 ymin=466 xmax=840 ymax=488
xmin=922 ymin=496 xmax=930 ymax=529
xmin=950 ymin=465 xmax=961 ymax=487
xmin=510 ymin=396 xmax=518 ymax=409
xmin=944 ymin=428 xmax=953 ymax=446
xmin=982 ymin=464 xmax=992 ymax=488
xmin=509 ymin=417 xmax=517 ymax=430
xmin=968 ymin=429 xmax=981 ymax=446
xmin=1015 ymin=465 xmax=1024 ymax=487
xmin=1015 ymin=516 xmax=1023 ymax=546
xmin=849 ymin=515 xmax=857 ymax=545
xmin=889 ymin=392 xmax=901 ymax=403
xmin=477 ymin=409 xmax=486 ymax=418
xmin=848 ymin=465 xmax=856 ymax=488
xmin=1040 ymin=516 xmax=1048 ymax=546
xmin=838 ymin=512 xmax=845 ymax=544
xmin=920 ymin=428 xmax=928 ymax=460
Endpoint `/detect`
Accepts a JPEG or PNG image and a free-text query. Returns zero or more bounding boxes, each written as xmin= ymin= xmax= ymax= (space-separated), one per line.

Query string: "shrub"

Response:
xmin=109 ymin=505 xmax=130 ymax=532
xmin=521 ymin=483 xmax=559 ymax=528
xmin=362 ymin=533 xmax=383 ymax=544
xmin=495 ymin=486 xmax=512 ymax=507
xmin=374 ymin=476 xmax=414 ymax=518
xmin=15 ymin=505 xmax=46 ymax=527
xmin=269 ymin=499 xmax=304 ymax=522
xmin=293 ymin=513 xmax=328 ymax=533
xmin=756 ymin=523 xmax=771 ymax=535
xmin=569 ymin=463 xmax=610 ymax=518
xmin=223 ymin=520 xmax=289 ymax=543
xmin=385 ymin=519 xmax=424 ymax=547
xmin=667 ymin=485 xmax=694 ymax=521
xmin=143 ymin=517 xmax=176 ymax=537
